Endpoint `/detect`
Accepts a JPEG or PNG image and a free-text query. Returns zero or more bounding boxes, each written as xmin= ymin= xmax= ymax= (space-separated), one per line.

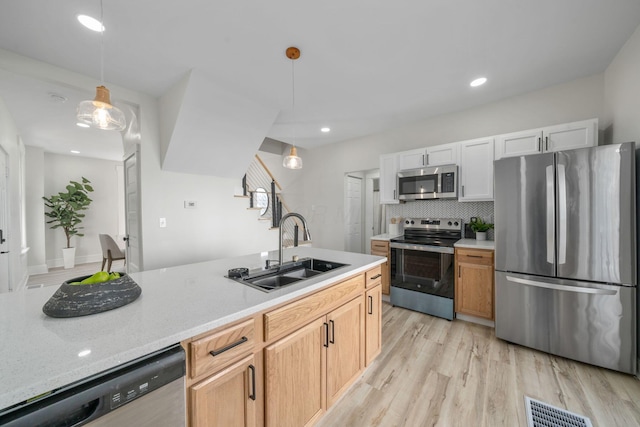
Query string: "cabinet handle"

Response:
xmin=538 ymin=137 xmax=541 ymax=152
xmin=545 ymin=136 xmax=549 ymax=151
xmin=248 ymin=365 xmax=256 ymax=401
xmin=329 ymin=320 xmax=335 ymax=344
xmin=368 ymin=295 xmax=373 ymax=315
xmin=461 ymin=185 xmax=465 ymax=197
xmin=209 ymin=336 xmax=248 ymax=357
xmin=370 ymin=274 xmax=382 ymax=280
xmin=458 ymin=266 xmax=461 ymax=278
xmin=426 ymin=153 xmax=429 ymax=164
xmin=422 ymin=154 xmax=425 ymax=165
xmin=466 ymin=254 xmax=483 ymax=258
xmin=323 ymin=322 xmax=329 ymax=347
xmin=393 ymin=189 xmax=396 ymax=199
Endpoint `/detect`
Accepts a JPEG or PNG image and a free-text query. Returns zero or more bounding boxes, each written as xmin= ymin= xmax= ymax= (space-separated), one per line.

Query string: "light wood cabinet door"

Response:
xmin=370 ymin=240 xmax=390 ymax=295
xmin=264 ymin=317 xmax=326 ymax=427
xmin=190 ymin=353 xmax=258 ymax=427
xmin=326 ymin=297 xmax=364 ymax=407
xmin=455 ymin=249 xmax=494 ymax=320
xmin=365 ymin=285 xmax=382 ymax=366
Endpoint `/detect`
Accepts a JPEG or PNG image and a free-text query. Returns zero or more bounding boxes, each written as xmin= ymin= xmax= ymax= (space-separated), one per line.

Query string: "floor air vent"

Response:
xmin=525 ymin=396 xmax=592 ymax=427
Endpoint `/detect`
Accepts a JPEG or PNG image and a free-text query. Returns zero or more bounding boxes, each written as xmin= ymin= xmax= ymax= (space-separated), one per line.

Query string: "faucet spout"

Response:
xmin=279 ymin=213 xmax=311 ymax=266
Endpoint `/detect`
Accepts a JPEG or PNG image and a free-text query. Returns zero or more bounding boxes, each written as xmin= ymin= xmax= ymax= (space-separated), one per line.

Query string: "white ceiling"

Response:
xmin=0 ymin=0 xmax=639 ymax=162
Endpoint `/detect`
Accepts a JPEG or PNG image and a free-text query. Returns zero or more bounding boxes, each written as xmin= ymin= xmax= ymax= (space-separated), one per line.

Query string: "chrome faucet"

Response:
xmin=279 ymin=213 xmax=312 ymax=267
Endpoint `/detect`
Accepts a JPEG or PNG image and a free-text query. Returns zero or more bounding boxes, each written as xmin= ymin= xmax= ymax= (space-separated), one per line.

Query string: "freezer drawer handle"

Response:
xmin=209 ymin=336 xmax=248 ymax=357
xmin=506 ymin=276 xmax=617 ymax=295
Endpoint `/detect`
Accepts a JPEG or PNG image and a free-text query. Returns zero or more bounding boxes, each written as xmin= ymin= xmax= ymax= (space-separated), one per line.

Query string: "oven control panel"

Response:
xmin=404 ymin=218 xmax=462 ymax=231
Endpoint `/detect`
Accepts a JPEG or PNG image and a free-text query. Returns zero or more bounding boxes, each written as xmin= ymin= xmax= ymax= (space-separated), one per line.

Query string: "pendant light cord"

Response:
xmin=99 ymin=0 xmax=104 ymax=84
xmin=291 ymin=55 xmax=296 ymax=145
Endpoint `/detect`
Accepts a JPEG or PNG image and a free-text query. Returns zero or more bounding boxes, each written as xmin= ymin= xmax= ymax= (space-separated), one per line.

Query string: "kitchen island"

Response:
xmin=0 ymin=247 xmax=385 ymax=414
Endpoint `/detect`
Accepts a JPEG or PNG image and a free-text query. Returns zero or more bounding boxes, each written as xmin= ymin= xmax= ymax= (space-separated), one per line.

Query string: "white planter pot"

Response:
xmin=475 ymin=231 xmax=487 ymax=241
xmin=62 ymin=247 xmax=76 ymax=269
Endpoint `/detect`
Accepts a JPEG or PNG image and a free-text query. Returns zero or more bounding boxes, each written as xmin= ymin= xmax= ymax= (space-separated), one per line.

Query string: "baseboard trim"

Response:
xmin=28 ymin=264 xmax=49 ymax=275
xmin=455 ymin=313 xmax=495 ymax=328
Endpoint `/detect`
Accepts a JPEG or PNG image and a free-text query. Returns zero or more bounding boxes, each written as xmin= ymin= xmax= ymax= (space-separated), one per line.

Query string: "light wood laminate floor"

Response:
xmin=317 ymin=302 xmax=640 ymax=427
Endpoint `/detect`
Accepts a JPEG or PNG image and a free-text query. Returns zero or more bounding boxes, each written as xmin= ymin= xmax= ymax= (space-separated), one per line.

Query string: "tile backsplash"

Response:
xmin=386 ymin=200 xmax=494 ymax=239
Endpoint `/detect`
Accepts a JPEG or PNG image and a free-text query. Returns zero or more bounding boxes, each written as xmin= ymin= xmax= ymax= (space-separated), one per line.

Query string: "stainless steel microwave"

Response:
xmin=397 ymin=164 xmax=458 ymax=200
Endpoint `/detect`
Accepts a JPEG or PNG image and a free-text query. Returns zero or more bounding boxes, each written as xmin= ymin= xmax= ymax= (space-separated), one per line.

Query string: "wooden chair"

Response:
xmin=99 ymin=234 xmax=126 ymax=271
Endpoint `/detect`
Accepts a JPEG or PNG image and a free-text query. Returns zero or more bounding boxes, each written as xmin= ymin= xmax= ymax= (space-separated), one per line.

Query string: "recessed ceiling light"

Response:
xmin=470 ymin=77 xmax=487 ymax=87
xmin=321 ymin=127 xmax=330 ymax=133
xmin=77 ymin=14 xmax=104 ymax=32
xmin=76 ymin=122 xmax=90 ymax=128
xmin=70 ymin=150 xmax=81 ymax=154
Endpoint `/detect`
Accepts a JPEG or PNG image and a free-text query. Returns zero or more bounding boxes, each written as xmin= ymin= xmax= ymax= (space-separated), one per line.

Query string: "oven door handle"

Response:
xmin=390 ymin=241 xmax=454 ymax=254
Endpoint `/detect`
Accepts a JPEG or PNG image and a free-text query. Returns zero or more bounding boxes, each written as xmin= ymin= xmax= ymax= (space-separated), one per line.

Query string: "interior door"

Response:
xmin=556 ymin=142 xmax=636 ymax=285
xmin=124 ymin=151 xmax=142 ymax=273
xmin=0 ymin=147 xmax=9 ymax=292
xmin=344 ymin=175 xmax=362 ymax=253
xmin=494 ymin=152 xmax=555 ymax=277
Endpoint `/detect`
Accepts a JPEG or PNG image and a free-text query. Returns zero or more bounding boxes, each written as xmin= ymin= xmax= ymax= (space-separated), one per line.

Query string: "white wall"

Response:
xmin=604 ymin=24 xmax=640 ymax=145
xmin=0 ymin=95 xmax=27 ymax=290
xmin=301 ymin=74 xmax=605 ymax=250
xmin=25 ymin=146 xmax=45 ymax=273
xmin=40 ymin=153 xmax=122 ymax=267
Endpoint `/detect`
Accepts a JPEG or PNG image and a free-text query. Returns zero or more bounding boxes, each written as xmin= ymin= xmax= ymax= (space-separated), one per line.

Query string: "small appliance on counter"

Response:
xmin=389 ymin=218 xmax=462 ymax=320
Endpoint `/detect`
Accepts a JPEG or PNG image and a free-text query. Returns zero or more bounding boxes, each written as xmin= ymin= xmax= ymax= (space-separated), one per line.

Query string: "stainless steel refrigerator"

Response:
xmin=494 ymin=141 xmax=637 ymax=374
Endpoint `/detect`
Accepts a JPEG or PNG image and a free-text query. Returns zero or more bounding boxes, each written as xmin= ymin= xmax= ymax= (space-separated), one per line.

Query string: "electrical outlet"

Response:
xmin=159 ymin=217 xmax=167 ymax=228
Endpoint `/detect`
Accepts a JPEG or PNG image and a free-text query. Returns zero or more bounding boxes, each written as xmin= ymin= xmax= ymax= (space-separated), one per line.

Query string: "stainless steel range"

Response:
xmin=390 ymin=218 xmax=461 ymax=320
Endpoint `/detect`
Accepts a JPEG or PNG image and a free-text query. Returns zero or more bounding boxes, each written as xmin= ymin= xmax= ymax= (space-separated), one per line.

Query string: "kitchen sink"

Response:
xmin=227 ymin=258 xmax=349 ymax=292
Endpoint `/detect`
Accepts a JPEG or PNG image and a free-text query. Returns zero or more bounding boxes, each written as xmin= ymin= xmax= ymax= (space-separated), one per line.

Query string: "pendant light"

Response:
xmin=283 ymin=46 xmax=303 ymax=169
xmin=76 ymin=0 xmax=126 ymax=131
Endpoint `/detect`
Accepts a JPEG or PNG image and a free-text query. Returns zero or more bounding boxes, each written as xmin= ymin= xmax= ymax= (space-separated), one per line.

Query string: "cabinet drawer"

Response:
xmin=371 ymin=240 xmax=389 ymax=252
xmin=190 ymin=318 xmax=255 ymax=379
xmin=264 ymin=274 xmax=364 ymax=341
xmin=365 ymin=266 xmax=382 ymax=288
xmin=456 ymin=248 xmax=494 ymax=265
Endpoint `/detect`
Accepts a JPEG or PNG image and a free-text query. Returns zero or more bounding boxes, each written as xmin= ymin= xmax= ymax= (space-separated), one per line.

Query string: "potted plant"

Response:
xmin=470 ymin=217 xmax=493 ymax=241
xmin=43 ymin=177 xmax=94 ymax=269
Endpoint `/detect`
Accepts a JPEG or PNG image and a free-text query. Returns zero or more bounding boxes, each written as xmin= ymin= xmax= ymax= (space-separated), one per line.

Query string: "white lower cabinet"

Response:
xmin=459 ymin=137 xmax=494 ymax=201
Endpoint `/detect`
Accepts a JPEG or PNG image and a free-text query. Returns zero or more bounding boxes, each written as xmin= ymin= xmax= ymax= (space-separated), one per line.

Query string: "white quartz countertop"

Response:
xmin=454 ymin=239 xmax=495 ymax=250
xmin=370 ymin=233 xmax=401 ymax=241
xmin=0 ymin=247 xmax=385 ymax=411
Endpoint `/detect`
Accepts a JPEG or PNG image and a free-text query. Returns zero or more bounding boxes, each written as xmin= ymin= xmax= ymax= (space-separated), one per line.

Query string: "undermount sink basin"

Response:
xmin=227 ymin=258 xmax=349 ymax=292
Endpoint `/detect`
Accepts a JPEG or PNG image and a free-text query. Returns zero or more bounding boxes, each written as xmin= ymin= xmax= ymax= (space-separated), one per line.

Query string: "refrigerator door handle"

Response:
xmin=557 ymin=164 xmax=567 ymax=265
xmin=545 ymin=165 xmax=555 ymax=264
xmin=506 ymin=276 xmax=617 ymax=295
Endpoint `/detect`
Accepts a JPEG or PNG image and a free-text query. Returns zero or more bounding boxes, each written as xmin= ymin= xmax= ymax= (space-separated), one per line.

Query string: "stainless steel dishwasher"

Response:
xmin=0 ymin=344 xmax=186 ymax=426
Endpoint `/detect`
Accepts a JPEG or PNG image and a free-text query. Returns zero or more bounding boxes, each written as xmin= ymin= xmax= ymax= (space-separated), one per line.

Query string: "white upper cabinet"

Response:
xmin=459 ymin=137 xmax=494 ymax=202
xmin=544 ymin=119 xmax=597 ymax=152
xmin=379 ymin=153 xmax=399 ymax=204
xmin=495 ymin=118 xmax=598 ymax=160
xmin=398 ymin=148 xmax=427 ymax=171
xmin=426 ymin=142 xmax=459 ymax=166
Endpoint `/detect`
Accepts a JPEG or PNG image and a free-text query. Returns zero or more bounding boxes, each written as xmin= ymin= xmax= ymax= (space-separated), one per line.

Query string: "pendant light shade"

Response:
xmin=283 ymin=145 xmax=303 ymax=169
xmin=76 ymin=0 xmax=126 ymax=131
xmin=77 ymin=86 xmax=126 ymax=131
xmin=283 ymin=47 xmax=302 ymax=169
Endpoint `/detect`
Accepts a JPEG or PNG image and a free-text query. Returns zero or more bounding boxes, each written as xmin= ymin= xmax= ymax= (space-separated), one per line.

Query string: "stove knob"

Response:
xmin=405 ymin=220 xmax=410 ymax=225
xmin=454 ymin=221 xmax=459 ymax=226
xmin=447 ymin=221 xmax=452 ymax=226
xmin=410 ymin=220 xmax=415 ymax=225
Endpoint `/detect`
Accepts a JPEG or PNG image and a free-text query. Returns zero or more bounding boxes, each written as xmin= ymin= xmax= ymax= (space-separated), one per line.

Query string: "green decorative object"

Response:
xmin=470 ymin=217 xmax=494 ymax=233
xmin=42 ymin=177 xmax=94 ymax=249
